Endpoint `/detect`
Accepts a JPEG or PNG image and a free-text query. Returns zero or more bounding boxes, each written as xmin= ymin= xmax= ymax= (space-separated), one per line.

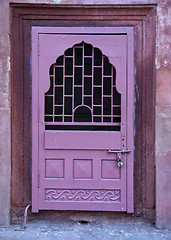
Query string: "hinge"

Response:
xmin=38 ymin=42 xmax=40 ymax=56
xmin=38 ymin=172 xmax=40 ymax=188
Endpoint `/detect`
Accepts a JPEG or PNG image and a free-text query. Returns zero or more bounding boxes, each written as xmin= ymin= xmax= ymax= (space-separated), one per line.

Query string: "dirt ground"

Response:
xmin=0 ymin=215 xmax=171 ymax=240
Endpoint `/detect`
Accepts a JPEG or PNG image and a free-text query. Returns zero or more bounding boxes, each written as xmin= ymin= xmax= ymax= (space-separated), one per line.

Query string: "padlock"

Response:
xmin=117 ymin=156 xmax=123 ymax=168
xmin=117 ymin=161 xmax=124 ymax=168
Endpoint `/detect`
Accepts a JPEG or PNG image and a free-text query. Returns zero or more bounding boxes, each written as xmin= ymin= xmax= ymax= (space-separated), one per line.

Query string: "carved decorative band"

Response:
xmin=45 ymin=189 xmax=120 ymax=202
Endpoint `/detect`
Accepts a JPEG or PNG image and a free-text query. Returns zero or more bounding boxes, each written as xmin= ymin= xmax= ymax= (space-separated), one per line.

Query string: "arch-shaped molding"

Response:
xmin=45 ymin=41 xmax=121 ymax=129
xmin=74 ymin=105 xmax=92 ymax=122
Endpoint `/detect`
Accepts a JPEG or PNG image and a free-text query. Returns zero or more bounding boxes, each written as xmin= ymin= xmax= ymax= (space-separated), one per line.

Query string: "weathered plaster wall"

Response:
xmin=0 ymin=0 xmax=11 ymax=227
xmin=156 ymin=0 xmax=171 ymax=229
xmin=0 ymin=0 xmax=170 ymax=228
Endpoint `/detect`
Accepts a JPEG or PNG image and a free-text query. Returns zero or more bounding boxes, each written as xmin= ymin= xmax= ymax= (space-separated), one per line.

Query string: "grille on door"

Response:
xmin=45 ymin=42 xmax=121 ymax=131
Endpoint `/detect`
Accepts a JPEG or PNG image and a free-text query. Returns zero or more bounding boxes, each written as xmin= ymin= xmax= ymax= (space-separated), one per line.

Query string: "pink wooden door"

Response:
xmin=32 ymin=27 xmax=134 ymax=213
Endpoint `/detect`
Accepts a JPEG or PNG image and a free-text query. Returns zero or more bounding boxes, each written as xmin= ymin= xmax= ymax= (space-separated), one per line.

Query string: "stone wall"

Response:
xmin=0 ymin=0 xmax=170 ymax=228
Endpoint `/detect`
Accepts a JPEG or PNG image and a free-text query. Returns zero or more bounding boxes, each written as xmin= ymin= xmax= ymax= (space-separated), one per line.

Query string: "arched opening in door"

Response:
xmin=44 ymin=41 xmax=121 ymax=131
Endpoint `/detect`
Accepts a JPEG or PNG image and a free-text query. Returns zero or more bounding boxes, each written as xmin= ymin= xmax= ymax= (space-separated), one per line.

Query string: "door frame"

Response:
xmin=11 ymin=4 xmax=156 ymax=219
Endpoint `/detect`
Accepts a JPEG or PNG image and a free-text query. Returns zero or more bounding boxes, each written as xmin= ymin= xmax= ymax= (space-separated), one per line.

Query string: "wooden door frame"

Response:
xmin=10 ymin=3 xmax=156 ymax=219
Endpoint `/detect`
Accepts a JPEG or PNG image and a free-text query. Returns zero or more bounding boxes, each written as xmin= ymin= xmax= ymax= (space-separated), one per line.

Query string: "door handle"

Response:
xmin=108 ymin=149 xmax=131 ymax=154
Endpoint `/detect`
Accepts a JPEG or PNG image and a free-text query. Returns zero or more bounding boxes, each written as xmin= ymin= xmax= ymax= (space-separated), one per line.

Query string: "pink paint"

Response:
xmin=32 ymin=27 xmax=134 ymax=213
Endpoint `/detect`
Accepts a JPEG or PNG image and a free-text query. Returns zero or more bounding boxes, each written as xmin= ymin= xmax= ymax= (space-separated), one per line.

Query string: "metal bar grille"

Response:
xmin=45 ymin=42 xmax=121 ymax=130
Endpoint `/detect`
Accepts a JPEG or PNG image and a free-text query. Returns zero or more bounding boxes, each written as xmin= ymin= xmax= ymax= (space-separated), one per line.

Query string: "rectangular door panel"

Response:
xmin=39 ymin=150 xmax=126 ymax=211
xmin=45 ymin=131 xmax=121 ymax=150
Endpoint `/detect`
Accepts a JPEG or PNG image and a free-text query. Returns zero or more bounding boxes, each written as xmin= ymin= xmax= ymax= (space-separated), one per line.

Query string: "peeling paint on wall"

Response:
xmin=157 ymin=0 xmax=171 ymax=69
xmin=7 ymin=56 xmax=10 ymax=72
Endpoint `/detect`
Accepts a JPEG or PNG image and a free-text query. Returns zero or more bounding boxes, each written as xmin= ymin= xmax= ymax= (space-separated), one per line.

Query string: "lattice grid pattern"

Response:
xmin=45 ymin=42 xmax=121 ymax=131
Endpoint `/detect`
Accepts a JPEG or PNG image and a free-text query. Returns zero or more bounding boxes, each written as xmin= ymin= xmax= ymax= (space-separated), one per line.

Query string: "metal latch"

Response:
xmin=108 ymin=149 xmax=131 ymax=154
xmin=108 ymin=149 xmax=131 ymax=168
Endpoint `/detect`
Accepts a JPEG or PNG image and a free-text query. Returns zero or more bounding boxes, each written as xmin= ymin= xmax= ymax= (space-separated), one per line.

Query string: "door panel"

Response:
xmin=32 ymin=27 xmax=134 ymax=213
xmin=44 ymin=131 xmax=121 ymax=150
xmin=39 ymin=150 xmax=126 ymax=211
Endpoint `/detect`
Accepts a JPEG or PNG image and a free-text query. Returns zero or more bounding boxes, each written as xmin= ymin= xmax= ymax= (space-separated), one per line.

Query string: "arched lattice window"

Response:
xmin=45 ymin=42 xmax=121 ymax=131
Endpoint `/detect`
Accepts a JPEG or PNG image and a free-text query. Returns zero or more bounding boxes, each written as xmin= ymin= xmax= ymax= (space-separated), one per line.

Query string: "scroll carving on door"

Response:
xmin=32 ymin=27 xmax=134 ymax=213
